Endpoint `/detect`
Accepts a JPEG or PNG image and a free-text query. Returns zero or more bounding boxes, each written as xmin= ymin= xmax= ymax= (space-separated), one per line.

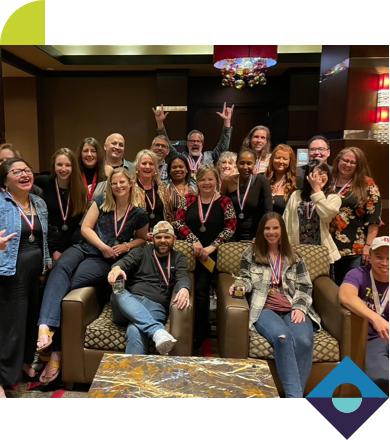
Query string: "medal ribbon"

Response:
xmin=144 ymin=185 xmax=156 ymax=211
xmin=306 ymin=201 xmax=317 ymax=221
xmin=272 ymin=177 xmax=285 ymax=197
xmin=7 ymin=192 xmax=34 ymax=233
xmin=198 ymin=193 xmax=216 ymax=226
xmin=171 ymin=182 xmax=187 ymax=199
xmin=237 ymin=175 xmax=253 ymax=213
xmin=159 ymin=163 xmax=167 ymax=178
xmin=153 ymin=250 xmax=171 ymax=287
xmin=187 ymin=154 xmax=203 ymax=173
xmin=114 ymin=204 xmax=133 ymax=240
xmin=369 ymin=269 xmax=389 ymax=316
xmin=333 ymin=178 xmax=352 ymax=195
xmin=254 ymin=158 xmax=262 ymax=174
xmin=268 ymin=252 xmax=282 ymax=286
xmin=55 ymin=178 xmax=70 ymax=224
xmin=82 ymin=172 xmax=98 ymax=202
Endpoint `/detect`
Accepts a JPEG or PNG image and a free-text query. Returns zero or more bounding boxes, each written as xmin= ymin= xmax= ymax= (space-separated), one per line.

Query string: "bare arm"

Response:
xmin=363 ymin=224 xmax=380 ymax=265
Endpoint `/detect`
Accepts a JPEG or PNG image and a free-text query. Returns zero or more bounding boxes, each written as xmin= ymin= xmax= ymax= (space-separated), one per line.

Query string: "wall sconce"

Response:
xmin=373 ymin=73 xmax=389 ymax=144
xmin=213 ymin=45 xmax=277 ymax=89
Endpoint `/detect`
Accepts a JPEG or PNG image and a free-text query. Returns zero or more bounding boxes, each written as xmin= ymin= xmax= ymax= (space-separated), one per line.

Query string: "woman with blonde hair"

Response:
xmin=36 ymin=167 xmax=148 ymax=384
xmin=133 ymin=149 xmax=174 ymax=240
xmin=330 ymin=147 xmax=382 ymax=285
xmin=217 ymin=151 xmax=237 ymax=182
xmin=241 ymin=125 xmax=272 ymax=174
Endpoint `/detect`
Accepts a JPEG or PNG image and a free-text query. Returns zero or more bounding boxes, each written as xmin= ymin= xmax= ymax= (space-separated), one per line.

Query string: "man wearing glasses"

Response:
xmin=152 ymin=103 xmax=234 ymax=185
xmin=150 ymin=135 xmax=171 ymax=183
xmin=297 ymin=135 xmax=333 ymax=178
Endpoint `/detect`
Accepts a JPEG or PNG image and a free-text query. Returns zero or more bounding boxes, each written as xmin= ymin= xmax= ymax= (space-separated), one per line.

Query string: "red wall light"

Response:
xmin=379 ymin=73 xmax=389 ymax=91
xmin=377 ymin=107 xmax=389 ymax=123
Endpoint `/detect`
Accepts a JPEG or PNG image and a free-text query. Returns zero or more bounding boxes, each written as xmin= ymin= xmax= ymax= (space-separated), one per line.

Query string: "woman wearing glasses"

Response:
xmin=0 ymin=158 xmax=51 ymax=397
xmin=36 ymin=168 xmax=148 ymax=384
xmin=330 ymin=147 xmax=382 ymax=285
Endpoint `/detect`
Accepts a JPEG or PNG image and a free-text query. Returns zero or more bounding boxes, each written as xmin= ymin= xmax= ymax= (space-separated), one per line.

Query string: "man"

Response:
xmin=152 ymin=102 xmax=234 ymax=184
xmin=339 ymin=236 xmax=389 ymax=394
xmin=150 ymin=135 xmax=171 ymax=183
xmin=297 ymin=135 xmax=333 ymax=178
xmin=107 ymin=221 xmax=191 ymax=355
xmin=104 ymin=133 xmax=134 ymax=176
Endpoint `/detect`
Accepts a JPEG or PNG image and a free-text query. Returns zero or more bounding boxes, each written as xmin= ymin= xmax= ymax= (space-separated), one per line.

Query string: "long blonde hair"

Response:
xmin=100 ymin=167 xmax=134 ymax=212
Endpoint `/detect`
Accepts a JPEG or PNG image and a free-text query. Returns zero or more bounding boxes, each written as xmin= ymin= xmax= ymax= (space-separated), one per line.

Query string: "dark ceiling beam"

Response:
xmin=1 ymin=49 xmax=44 ymax=76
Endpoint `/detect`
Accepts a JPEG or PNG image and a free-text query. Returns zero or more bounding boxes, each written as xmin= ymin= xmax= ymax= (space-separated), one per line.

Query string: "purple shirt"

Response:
xmin=342 ymin=265 xmax=389 ymax=340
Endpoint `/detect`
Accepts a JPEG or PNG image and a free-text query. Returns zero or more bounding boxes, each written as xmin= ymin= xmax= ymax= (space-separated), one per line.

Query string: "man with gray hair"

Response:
xmin=150 ymin=134 xmax=171 ymax=183
xmin=104 ymin=133 xmax=134 ymax=176
xmin=108 ymin=221 xmax=191 ymax=355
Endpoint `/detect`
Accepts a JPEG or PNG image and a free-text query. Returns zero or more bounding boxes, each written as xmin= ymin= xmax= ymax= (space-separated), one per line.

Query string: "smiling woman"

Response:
xmin=241 ymin=125 xmax=272 ymax=174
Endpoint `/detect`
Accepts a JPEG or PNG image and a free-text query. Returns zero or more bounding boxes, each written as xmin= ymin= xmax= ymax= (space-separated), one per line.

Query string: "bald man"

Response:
xmin=104 ymin=133 xmax=134 ymax=176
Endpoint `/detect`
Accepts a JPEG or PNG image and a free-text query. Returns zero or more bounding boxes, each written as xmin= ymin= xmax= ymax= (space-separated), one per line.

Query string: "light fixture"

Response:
xmin=373 ymin=73 xmax=389 ymax=144
xmin=213 ymin=45 xmax=277 ymax=89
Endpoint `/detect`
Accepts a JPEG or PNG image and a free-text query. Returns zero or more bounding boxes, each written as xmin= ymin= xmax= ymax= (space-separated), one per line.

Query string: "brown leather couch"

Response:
xmin=61 ymin=241 xmax=195 ymax=386
xmin=216 ymin=242 xmax=368 ymax=397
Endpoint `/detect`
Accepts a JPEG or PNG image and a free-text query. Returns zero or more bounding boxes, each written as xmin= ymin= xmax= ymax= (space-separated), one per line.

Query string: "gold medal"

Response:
xmin=268 ymin=287 xmax=277 ymax=296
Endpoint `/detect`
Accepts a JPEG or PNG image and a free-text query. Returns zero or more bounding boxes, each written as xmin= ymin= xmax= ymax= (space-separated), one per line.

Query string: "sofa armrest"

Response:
xmin=217 ymin=273 xmax=250 ymax=359
xmin=62 ymin=287 xmax=102 ymax=383
xmin=168 ymin=274 xmax=194 ymax=356
xmin=313 ymin=277 xmax=368 ymax=370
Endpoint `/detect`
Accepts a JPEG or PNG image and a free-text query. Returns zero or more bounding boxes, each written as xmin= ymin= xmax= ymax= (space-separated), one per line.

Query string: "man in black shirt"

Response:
xmin=108 ymin=221 xmax=191 ymax=355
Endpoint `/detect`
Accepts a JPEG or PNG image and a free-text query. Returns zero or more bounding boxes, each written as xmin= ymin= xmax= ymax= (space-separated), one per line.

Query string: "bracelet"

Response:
xmin=365 ymin=243 xmax=372 ymax=247
xmin=125 ymin=242 xmax=130 ymax=252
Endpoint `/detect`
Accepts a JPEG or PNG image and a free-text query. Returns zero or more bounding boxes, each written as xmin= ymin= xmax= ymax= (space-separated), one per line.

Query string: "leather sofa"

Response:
xmin=61 ymin=241 xmax=195 ymax=386
xmin=216 ymin=242 xmax=368 ymax=397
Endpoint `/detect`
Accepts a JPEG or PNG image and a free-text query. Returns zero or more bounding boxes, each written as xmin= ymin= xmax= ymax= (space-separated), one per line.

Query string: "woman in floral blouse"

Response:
xmin=330 ymin=147 xmax=382 ymax=286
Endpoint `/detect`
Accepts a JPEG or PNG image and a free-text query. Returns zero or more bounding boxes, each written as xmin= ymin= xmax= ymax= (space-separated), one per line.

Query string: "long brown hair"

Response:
xmin=266 ymin=144 xmax=297 ymax=201
xmin=75 ymin=137 xmax=106 ymax=183
xmin=241 ymin=125 xmax=271 ymax=159
xmin=253 ymin=212 xmax=296 ymax=266
xmin=51 ymin=148 xmax=88 ymax=216
xmin=331 ymin=147 xmax=372 ymax=206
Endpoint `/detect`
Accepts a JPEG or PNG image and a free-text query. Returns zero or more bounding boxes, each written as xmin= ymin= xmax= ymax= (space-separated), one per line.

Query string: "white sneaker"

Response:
xmin=210 ymin=295 xmax=217 ymax=311
xmin=153 ymin=329 xmax=177 ymax=355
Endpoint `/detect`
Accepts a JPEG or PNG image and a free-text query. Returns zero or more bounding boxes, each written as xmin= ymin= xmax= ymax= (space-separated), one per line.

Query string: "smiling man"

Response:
xmin=297 ymin=135 xmax=332 ymax=178
xmin=108 ymin=221 xmax=191 ymax=355
xmin=150 ymin=135 xmax=170 ymax=183
xmin=104 ymin=133 xmax=133 ymax=176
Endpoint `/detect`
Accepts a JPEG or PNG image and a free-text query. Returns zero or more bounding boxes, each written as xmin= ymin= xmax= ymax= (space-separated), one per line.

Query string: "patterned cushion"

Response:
xmin=84 ymin=303 xmax=170 ymax=353
xmin=248 ymin=329 xmax=339 ymax=362
xmin=216 ymin=242 xmax=252 ymax=275
xmin=173 ymin=241 xmax=196 ymax=272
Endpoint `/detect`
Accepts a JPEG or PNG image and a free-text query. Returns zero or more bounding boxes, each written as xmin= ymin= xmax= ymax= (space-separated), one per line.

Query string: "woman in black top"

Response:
xmin=221 ymin=149 xmax=272 ymax=241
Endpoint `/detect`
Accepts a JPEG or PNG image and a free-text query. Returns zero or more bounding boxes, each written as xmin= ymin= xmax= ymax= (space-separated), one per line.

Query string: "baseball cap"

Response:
xmin=371 ymin=236 xmax=389 ymax=251
xmin=152 ymin=221 xmax=175 ymax=237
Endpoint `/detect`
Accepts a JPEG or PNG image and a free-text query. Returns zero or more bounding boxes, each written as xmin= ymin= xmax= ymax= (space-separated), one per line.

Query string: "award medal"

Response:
xmin=253 ymin=158 xmax=262 ymax=175
xmin=268 ymin=252 xmax=282 ymax=296
xmin=333 ymin=178 xmax=352 ymax=196
xmin=7 ymin=192 xmax=35 ymax=243
xmin=55 ymin=178 xmax=70 ymax=232
xmin=198 ymin=193 xmax=216 ymax=233
xmin=82 ymin=171 xmax=98 ymax=202
xmin=237 ymin=175 xmax=253 ymax=220
xmin=369 ymin=270 xmax=389 ymax=316
xmin=153 ymin=250 xmax=171 ymax=287
xmin=271 ymin=177 xmax=285 ymax=205
xmin=306 ymin=201 xmax=316 ymax=231
xmin=187 ymin=154 xmax=203 ymax=175
xmin=114 ymin=204 xmax=132 ymax=246
xmin=144 ymin=185 xmax=156 ymax=219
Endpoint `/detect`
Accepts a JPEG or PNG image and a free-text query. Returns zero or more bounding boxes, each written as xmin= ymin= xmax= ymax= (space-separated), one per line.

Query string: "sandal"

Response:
xmin=37 ymin=328 xmax=54 ymax=353
xmin=39 ymin=357 xmax=61 ymax=384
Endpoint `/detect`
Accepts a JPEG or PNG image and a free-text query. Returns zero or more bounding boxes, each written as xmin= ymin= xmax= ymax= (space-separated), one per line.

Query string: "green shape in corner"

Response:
xmin=1 ymin=1 xmax=45 ymax=45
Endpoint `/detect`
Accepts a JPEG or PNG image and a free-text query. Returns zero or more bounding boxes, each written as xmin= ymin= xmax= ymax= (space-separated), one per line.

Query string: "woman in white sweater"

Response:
xmin=283 ymin=160 xmax=341 ymax=264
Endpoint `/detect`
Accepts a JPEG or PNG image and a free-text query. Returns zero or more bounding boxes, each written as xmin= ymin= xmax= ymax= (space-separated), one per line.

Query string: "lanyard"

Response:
xmin=82 ymin=172 xmax=98 ymax=202
xmin=369 ymin=270 xmax=389 ymax=316
xmin=333 ymin=179 xmax=352 ymax=195
xmin=114 ymin=204 xmax=132 ymax=240
xmin=171 ymin=182 xmax=187 ymax=198
xmin=55 ymin=178 xmax=70 ymax=226
xmin=268 ymin=252 xmax=282 ymax=286
xmin=187 ymin=154 xmax=203 ymax=173
xmin=254 ymin=158 xmax=262 ymax=174
xmin=306 ymin=201 xmax=317 ymax=220
xmin=198 ymin=193 xmax=216 ymax=226
xmin=153 ymin=250 xmax=171 ymax=287
xmin=7 ymin=192 xmax=35 ymax=241
xmin=144 ymin=185 xmax=156 ymax=211
xmin=159 ymin=163 xmax=167 ymax=178
xmin=272 ymin=177 xmax=285 ymax=197
xmin=237 ymin=175 xmax=252 ymax=213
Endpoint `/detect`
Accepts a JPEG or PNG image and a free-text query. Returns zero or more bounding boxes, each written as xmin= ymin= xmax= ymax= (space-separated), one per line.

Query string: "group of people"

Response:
xmin=0 ymin=102 xmax=387 ymax=399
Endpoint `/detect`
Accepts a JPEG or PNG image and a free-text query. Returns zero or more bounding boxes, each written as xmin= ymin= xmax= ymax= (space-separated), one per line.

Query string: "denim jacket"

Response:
xmin=0 ymin=192 xmax=50 ymax=276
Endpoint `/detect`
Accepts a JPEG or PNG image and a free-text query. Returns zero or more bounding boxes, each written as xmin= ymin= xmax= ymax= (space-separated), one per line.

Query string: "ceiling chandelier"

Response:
xmin=213 ymin=45 xmax=277 ymax=89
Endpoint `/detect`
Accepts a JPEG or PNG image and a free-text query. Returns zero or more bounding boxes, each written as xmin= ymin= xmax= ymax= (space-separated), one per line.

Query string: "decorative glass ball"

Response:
xmin=222 ymin=78 xmax=229 ymax=87
xmin=242 ymin=59 xmax=253 ymax=69
xmin=260 ymin=76 xmax=267 ymax=85
xmin=228 ymin=67 xmax=236 ymax=77
xmin=254 ymin=65 xmax=262 ymax=75
xmin=248 ymin=80 xmax=255 ymax=87
xmin=234 ymin=79 xmax=245 ymax=90
xmin=254 ymin=75 xmax=260 ymax=85
xmin=243 ymin=68 xmax=251 ymax=77
xmin=236 ymin=65 xmax=244 ymax=76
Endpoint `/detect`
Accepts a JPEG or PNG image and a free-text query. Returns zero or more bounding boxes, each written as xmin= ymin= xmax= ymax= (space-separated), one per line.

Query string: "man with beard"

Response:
xmin=339 ymin=236 xmax=389 ymax=394
xmin=297 ymin=135 xmax=333 ymax=178
xmin=108 ymin=221 xmax=191 ymax=355
xmin=150 ymin=135 xmax=171 ymax=183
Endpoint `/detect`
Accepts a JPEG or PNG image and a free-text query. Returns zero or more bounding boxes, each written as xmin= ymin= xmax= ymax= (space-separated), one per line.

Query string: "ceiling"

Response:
xmin=1 ymin=45 xmax=323 ymax=78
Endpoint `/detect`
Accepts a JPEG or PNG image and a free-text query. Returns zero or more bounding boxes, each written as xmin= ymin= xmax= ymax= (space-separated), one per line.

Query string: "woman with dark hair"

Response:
xmin=166 ymin=155 xmax=195 ymax=218
xmin=0 ymin=158 xmax=51 ymax=397
xmin=231 ymin=212 xmax=321 ymax=397
xmin=0 ymin=144 xmax=21 ymax=165
xmin=266 ymin=144 xmax=303 ymax=216
xmin=283 ymin=160 xmax=341 ymax=264
xmin=241 ymin=125 xmax=272 ymax=174
xmin=330 ymin=147 xmax=382 ymax=286
xmin=34 ymin=148 xmax=89 ymax=263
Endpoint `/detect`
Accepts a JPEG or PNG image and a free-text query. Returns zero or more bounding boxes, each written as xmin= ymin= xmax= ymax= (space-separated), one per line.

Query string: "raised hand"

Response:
xmin=152 ymin=104 xmax=170 ymax=129
xmin=307 ymin=170 xmax=326 ymax=193
xmin=216 ymin=102 xmax=234 ymax=127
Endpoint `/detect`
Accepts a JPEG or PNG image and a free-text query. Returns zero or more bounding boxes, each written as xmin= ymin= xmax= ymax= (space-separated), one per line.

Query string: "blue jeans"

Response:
xmin=365 ymin=337 xmax=389 ymax=395
xmin=111 ymin=290 xmax=167 ymax=355
xmin=334 ymin=255 xmax=362 ymax=286
xmin=254 ymin=309 xmax=314 ymax=398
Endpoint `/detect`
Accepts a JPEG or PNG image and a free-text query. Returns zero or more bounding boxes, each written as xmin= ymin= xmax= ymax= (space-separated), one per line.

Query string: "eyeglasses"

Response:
xmin=309 ymin=148 xmax=329 ymax=153
xmin=110 ymin=180 xmax=129 ymax=187
xmin=152 ymin=143 xmax=168 ymax=149
xmin=340 ymin=158 xmax=357 ymax=166
xmin=8 ymin=167 xmax=33 ymax=177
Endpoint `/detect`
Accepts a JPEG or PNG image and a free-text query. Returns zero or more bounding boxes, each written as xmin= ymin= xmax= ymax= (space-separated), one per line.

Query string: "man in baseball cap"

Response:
xmin=339 ymin=236 xmax=389 ymax=394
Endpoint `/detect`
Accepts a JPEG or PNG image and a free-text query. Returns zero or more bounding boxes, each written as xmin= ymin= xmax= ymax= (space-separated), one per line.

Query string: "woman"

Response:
xmin=283 ymin=160 xmax=341 ymax=264
xmin=133 ymin=150 xmax=174 ymax=240
xmin=241 ymin=125 xmax=272 ymax=174
xmin=166 ymin=155 xmax=195 ymax=218
xmin=232 ymin=212 xmax=321 ymax=397
xmin=221 ymin=149 xmax=272 ymax=242
xmin=36 ymin=168 xmax=148 ymax=384
xmin=174 ymin=164 xmax=237 ymax=349
xmin=217 ymin=151 xmax=237 ymax=182
xmin=330 ymin=147 xmax=382 ymax=286
xmin=75 ymin=137 xmax=107 ymax=202
xmin=266 ymin=144 xmax=303 ymax=216
xmin=34 ymin=148 xmax=88 ymax=263
xmin=0 ymin=158 xmax=51 ymax=398
xmin=0 ymin=144 xmax=21 ymax=166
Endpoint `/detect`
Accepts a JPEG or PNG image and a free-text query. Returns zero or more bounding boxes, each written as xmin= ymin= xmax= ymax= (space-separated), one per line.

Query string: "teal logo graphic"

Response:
xmin=306 ymin=357 xmax=388 ymax=438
